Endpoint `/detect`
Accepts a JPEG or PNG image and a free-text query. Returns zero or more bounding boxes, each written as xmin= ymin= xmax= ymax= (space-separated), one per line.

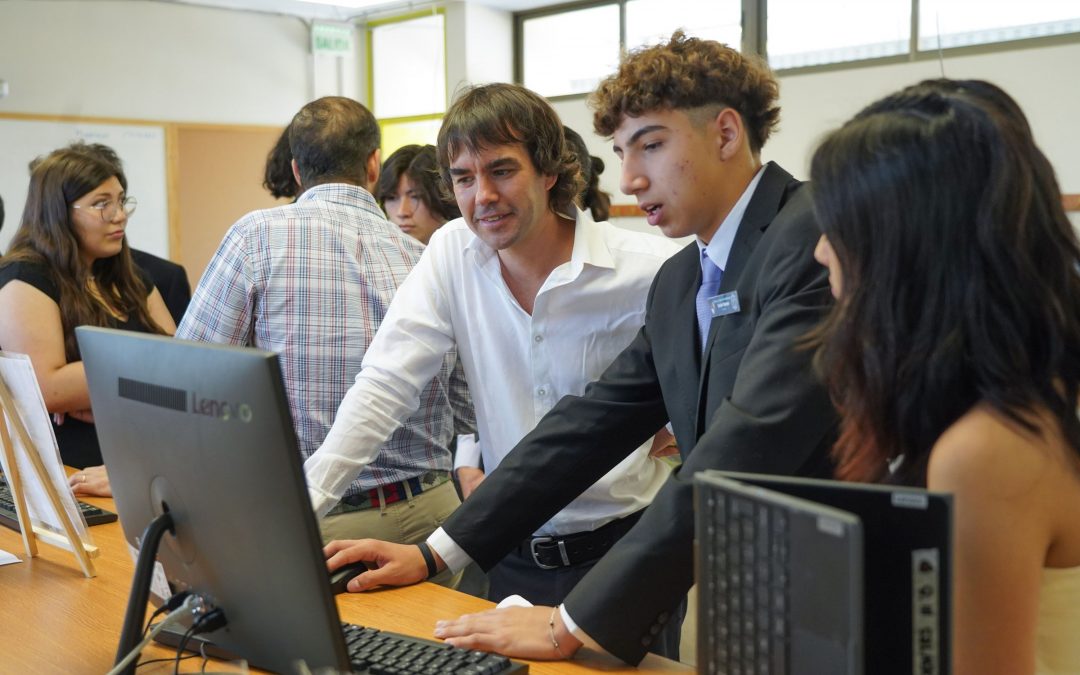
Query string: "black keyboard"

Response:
xmin=154 ymin=621 xmax=528 ymax=674
xmin=343 ymin=623 xmax=528 ymax=675
xmin=0 ymin=474 xmax=118 ymax=531
xmin=703 ymin=489 xmax=790 ymax=674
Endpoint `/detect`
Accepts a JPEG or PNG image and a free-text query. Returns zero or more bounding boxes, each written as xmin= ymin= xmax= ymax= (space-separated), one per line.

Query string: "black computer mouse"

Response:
xmin=328 ymin=561 xmax=371 ymax=595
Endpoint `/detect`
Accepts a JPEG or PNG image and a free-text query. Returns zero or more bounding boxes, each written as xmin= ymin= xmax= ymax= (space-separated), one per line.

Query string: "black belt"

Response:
xmin=515 ymin=510 xmax=643 ymax=570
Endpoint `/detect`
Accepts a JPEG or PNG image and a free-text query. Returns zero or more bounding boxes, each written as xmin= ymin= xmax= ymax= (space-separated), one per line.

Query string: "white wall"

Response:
xmin=0 ymin=0 xmax=310 ymax=125
xmin=2 ymin=0 xmax=1075 ymax=234
xmin=445 ymin=0 xmax=514 ymax=99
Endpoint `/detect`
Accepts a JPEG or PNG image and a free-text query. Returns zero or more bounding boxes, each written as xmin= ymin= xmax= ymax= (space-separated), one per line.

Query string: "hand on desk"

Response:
xmin=324 ymin=539 xmax=433 ymax=592
xmin=434 ymin=605 xmax=582 ymax=661
xmin=69 ymin=465 xmax=112 ymax=497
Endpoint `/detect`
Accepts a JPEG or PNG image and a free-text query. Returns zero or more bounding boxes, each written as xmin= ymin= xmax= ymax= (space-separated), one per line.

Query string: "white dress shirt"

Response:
xmin=305 ymin=209 xmax=678 ymax=538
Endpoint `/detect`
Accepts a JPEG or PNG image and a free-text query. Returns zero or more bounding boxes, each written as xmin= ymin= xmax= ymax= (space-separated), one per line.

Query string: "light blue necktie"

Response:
xmin=696 ymin=250 xmax=723 ymax=353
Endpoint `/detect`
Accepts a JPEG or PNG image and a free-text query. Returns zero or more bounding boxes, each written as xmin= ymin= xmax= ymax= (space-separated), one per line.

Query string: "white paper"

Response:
xmin=0 ymin=352 xmax=92 ymax=550
xmin=0 ymin=548 xmax=21 ymax=566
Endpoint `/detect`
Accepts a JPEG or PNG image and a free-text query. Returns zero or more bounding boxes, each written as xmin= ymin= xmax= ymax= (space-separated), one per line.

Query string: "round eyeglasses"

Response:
xmin=73 ymin=196 xmax=138 ymax=222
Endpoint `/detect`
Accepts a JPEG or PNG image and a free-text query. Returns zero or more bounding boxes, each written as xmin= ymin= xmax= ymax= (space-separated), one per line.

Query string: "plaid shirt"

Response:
xmin=176 ymin=184 xmax=473 ymax=499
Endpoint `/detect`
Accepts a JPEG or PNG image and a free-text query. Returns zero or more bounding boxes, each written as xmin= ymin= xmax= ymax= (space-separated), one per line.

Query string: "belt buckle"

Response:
xmin=529 ymin=536 xmax=570 ymax=569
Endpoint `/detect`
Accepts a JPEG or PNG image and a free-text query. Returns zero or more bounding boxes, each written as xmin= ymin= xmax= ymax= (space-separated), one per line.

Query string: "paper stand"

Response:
xmin=0 ymin=370 xmax=97 ymax=577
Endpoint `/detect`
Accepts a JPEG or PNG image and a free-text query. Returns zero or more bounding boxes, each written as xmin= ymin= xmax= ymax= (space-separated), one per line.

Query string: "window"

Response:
xmin=767 ymin=0 xmax=910 ymax=69
xmin=625 ymin=0 xmax=741 ymax=51
xmin=517 ymin=0 xmax=740 ymax=99
xmin=918 ymin=0 xmax=1080 ymax=50
xmin=370 ymin=12 xmax=446 ymax=119
xmin=515 ymin=0 xmax=1080 ymax=85
xmin=522 ymin=5 xmax=621 ymax=97
xmin=378 ymin=117 xmax=442 ymax=156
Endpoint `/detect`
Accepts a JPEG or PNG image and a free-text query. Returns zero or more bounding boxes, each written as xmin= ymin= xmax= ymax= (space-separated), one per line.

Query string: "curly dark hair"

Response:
xmin=263 ymin=123 xmax=298 ymax=200
xmin=436 ymin=83 xmax=582 ymax=219
xmin=562 ymin=126 xmax=611 ymax=222
xmin=590 ymin=30 xmax=780 ymax=153
xmin=809 ymin=79 xmax=1080 ymax=485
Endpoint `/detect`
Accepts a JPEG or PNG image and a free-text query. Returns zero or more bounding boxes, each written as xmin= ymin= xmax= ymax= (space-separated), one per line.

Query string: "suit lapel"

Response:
xmin=696 ymin=162 xmax=797 ymax=432
xmin=668 ymin=245 xmax=707 ymax=427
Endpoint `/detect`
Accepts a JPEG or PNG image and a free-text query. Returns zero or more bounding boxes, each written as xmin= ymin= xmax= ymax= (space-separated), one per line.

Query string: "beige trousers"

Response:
xmin=319 ymin=480 xmax=463 ymax=590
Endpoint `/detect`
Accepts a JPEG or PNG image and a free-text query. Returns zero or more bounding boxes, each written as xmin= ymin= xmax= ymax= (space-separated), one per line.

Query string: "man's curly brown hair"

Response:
xmin=590 ymin=31 xmax=780 ymax=153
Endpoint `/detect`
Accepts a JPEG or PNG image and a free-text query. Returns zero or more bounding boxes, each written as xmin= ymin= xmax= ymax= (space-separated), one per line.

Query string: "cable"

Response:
xmin=173 ymin=608 xmax=227 ymax=675
xmin=142 ymin=591 xmax=194 ymax=638
xmin=134 ymin=653 xmax=198 ymax=670
xmin=173 ymin=623 xmax=199 ymax=675
xmin=106 ymin=595 xmax=200 ymax=675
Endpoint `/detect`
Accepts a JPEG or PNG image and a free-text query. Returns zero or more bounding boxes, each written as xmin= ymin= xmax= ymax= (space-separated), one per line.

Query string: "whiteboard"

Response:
xmin=0 ymin=118 xmax=168 ymax=259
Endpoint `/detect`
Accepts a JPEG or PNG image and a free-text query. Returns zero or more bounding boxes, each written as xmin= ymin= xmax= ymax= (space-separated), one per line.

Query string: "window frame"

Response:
xmin=365 ymin=8 xmax=448 ymax=131
xmin=513 ymin=0 xmax=1080 ymax=88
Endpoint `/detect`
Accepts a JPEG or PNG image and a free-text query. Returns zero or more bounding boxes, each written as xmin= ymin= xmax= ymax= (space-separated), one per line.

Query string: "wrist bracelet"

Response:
xmin=548 ymin=606 xmax=568 ymax=659
xmin=416 ymin=542 xmax=438 ymax=579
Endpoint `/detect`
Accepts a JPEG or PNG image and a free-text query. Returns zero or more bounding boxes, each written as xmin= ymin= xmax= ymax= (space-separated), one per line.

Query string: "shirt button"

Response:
xmin=537 ymin=388 xmax=546 ymax=396
xmin=534 ymin=335 xmax=543 ymax=343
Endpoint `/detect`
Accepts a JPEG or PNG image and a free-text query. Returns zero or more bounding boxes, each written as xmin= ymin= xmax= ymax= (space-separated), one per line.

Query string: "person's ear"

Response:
xmin=366 ymin=149 xmax=382 ymax=192
xmin=713 ymin=108 xmax=746 ymax=161
xmin=291 ymin=159 xmax=302 ymax=187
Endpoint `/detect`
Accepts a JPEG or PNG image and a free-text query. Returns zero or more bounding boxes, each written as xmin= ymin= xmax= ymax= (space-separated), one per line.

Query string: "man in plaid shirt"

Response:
xmin=176 ymin=96 xmax=472 ymax=588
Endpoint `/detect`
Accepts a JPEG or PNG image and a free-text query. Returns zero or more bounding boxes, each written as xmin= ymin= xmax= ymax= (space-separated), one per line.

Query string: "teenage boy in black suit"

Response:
xmin=324 ymin=31 xmax=837 ymax=664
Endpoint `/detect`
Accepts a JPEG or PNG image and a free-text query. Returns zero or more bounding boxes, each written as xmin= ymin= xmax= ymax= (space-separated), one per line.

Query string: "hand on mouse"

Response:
xmin=324 ymin=539 xmax=440 ymax=592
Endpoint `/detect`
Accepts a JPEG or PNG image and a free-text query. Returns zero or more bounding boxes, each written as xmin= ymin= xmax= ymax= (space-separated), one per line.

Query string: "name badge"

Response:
xmin=709 ymin=291 xmax=741 ymax=317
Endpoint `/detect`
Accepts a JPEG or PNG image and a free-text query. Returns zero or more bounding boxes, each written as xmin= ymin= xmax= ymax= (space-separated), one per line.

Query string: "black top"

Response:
xmin=131 ymin=249 xmax=191 ymax=325
xmin=0 ymin=259 xmax=156 ymax=468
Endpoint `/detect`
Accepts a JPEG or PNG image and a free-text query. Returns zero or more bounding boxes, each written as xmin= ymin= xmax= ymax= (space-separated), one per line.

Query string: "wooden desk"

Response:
xmin=0 ymin=494 xmax=691 ymax=674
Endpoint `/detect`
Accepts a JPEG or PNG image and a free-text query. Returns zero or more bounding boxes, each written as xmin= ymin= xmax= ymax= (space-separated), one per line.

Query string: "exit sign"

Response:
xmin=312 ymin=22 xmax=354 ymax=56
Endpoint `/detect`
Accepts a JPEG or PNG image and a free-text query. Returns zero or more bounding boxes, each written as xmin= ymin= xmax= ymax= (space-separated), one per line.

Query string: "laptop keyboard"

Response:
xmin=0 ymin=474 xmax=118 ymax=531
xmin=702 ymin=490 xmax=790 ymax=674
xmin=342 ymin=623 xmax=527 ymax=674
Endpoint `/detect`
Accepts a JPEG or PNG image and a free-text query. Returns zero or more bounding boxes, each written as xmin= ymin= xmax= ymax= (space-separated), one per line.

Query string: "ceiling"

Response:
xmin=161 ymin=0 xmax=556 ymax=21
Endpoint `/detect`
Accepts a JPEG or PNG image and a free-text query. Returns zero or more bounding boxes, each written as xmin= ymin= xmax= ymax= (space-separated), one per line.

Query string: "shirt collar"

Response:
xmin=463 ymin=206 xmax=613 ymax=275
xmin=296 ymin=182 xmax=381 ymax=214
xmin=696 ymin=165 xmax=766 ymax=270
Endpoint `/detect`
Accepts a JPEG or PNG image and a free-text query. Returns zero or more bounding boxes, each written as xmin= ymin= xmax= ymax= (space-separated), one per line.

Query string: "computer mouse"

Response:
xmin=328 ymin=561 xmax=371 ymax=595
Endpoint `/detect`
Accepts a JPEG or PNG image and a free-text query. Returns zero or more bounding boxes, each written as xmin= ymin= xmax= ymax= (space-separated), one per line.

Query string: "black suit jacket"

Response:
xmin=131 ymin=248 xmax=192 ymax=325
xmin=441 ymin=162 xmax=838 ymax=663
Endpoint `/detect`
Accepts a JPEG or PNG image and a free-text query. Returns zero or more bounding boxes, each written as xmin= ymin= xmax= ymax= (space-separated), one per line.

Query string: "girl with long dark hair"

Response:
xmin=810 ymin=80 xmax=1080 ymax=674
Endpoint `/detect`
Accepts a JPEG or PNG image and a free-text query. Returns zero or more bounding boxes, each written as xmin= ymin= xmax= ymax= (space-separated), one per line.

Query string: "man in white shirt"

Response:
xmin=306 ymin=84 xmax=679 ymax=616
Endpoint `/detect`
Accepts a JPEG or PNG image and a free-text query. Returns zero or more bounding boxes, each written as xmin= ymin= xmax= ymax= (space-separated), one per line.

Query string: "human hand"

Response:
xmin=648 ymin=427 xmax=679 ymax=458
xmin=69 ymin=465 xmax=112 ymax=497
xmin=323 ymin=539 xmax=435 ymax=592
xmin=434 ymin=606 xmax=582 ymax=660
xmin=455 ymin=466 xmax=486 ymax=499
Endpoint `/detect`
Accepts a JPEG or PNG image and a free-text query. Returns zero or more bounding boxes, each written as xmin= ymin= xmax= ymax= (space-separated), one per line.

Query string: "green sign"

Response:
xmin=312 ymin=22 xmax=354 ymax=56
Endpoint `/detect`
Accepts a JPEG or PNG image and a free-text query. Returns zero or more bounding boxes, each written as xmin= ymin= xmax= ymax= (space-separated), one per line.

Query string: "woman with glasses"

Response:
xmin=810 ymin=80 xmax=1080 ymax=674
xmin=0 ymin=142 xmax=175 ymax=482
